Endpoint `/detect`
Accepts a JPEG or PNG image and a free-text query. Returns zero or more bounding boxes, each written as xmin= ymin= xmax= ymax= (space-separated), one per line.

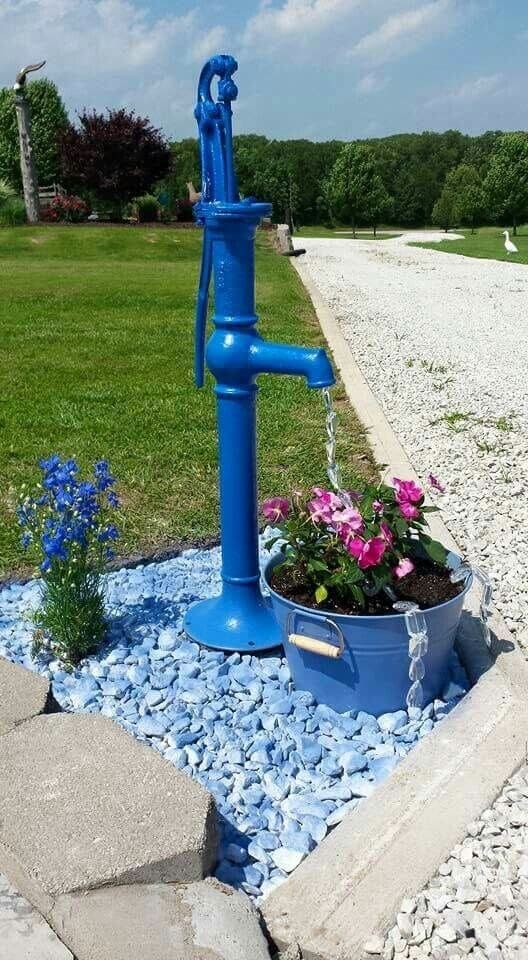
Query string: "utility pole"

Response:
xmin=13 ymin=61 xmax=46 ymax=224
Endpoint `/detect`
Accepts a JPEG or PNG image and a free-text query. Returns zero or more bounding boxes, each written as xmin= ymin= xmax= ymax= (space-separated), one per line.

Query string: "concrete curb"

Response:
xmin=0 ymin=712 xmax=218 ymax=917
xmin=0 ymin=656 xmax=59 ymax=736
xmin=261 ymin=258 xmax=528 ymax=960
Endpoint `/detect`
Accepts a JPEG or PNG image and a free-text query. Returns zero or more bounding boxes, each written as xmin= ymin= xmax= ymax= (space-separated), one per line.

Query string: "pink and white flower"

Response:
xmin=308 ymin=488 xmax=343 ymax=524
xmin=331 ymin=506 xmax=364 ymax=533
xmin=261 ymin=497 xmax=290 ymax=523
xmin=380 ymin=521 xmax=394 ymax=545
xmin=428 ymin=473 xmax=446 ymax=494
xmin=392 ymin=477 xmax=424 ymax=504
xmin=394 ymin=558 xmax=415 ymax=579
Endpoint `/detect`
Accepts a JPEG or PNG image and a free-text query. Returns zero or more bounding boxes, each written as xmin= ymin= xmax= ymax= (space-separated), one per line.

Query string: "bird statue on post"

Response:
xmin=13 ymin=60 xmax=46 ymax=224
xmin=503 ymin=230 xmax=519 ymax=255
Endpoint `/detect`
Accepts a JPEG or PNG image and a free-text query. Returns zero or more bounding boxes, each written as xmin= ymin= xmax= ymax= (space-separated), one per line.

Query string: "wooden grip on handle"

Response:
xmin=288 ymin=633 xmax=342 ymax=659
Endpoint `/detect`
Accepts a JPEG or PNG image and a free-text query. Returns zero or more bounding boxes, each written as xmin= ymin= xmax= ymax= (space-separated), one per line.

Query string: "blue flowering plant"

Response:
xmin=17 ymin=455 xmax=120 ymax=666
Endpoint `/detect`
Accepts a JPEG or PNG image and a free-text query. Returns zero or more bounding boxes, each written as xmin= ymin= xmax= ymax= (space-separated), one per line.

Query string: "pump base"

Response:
xmin=184 ymin=588 xmax=282 ymax=653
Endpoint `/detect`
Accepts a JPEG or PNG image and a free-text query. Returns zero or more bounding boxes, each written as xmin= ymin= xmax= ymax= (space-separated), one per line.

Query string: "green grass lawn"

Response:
xmin=0 ymin=225 xmax=374 ymax=575
xmin=413 ymin=226 xmax=528 ymax=265
xmin=296 ymin=226 xmax=401 ymax=240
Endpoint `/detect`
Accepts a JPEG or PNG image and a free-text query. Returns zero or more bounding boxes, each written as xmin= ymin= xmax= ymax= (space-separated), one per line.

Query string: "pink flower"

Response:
xmin=308 ymin=488 xmax=343 ymax=524
xmin=346 ymin=535 xmax=387 ymax=570
xmin=392 ymin=478 xmax=424 ymax=504
xmin=380 ymin=521 xmax=394 ymax=545
xmin=372 ymin=499 xmax=384 ymax=515
xmin=331 ymin=507 xmax=364 ymax=533
xmin=308 ymin=498 xmax=334 ymax=524
xmin=261 ymin=497 xmax=289 ymax=523
xmin=394 ymin=558 xmax=415 ymax=579
xmin=428 ymin=473 xmax=446 ymax=494
xmin=399 ymin=500 xmax=420 ymax=521
xmin=312 ymin=488 xmax=343 ymax=510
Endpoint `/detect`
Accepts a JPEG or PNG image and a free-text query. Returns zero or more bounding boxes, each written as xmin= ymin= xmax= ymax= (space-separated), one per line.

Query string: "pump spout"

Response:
xmin=250 ymin=340 xmax=335 ymax=389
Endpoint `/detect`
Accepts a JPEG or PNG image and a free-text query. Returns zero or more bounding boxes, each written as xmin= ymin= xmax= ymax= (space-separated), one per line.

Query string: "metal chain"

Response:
xmin=322 ymin=388 xmax=351 ymax=505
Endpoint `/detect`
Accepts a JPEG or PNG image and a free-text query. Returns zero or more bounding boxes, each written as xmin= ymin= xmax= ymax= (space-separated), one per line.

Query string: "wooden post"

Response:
xmin=13 ymin=61 xmax=46 ymax=225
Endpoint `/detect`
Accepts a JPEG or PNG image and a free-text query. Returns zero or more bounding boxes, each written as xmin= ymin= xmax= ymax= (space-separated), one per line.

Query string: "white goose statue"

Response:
xmin=503 ymin=230 xmax=519 ymax=254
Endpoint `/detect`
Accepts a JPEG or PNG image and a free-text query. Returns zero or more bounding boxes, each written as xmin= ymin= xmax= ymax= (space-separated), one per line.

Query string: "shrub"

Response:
xmin=59 ymin=108 xmax=172 ymax=213
xmin=262 ymin=478 xmax=448 ymax=611
xmin=41 ymin=194 xmax=88 ymax=223
xmin=0 ymin=176 xmax=16 ymax=203
xmin=176 ymin=197 xmax=194 ymax=222
xmin=0 ymin=196 xmax=26 ymax=226
xmin=135 ymin=194 xmax=160 ymax=223
xmin=17 ymin=456 xmax=120 ymax=666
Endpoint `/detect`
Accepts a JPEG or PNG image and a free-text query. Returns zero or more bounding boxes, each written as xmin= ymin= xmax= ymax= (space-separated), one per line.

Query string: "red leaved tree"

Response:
xmin=59 ymin=108 xmax=172 ymax=215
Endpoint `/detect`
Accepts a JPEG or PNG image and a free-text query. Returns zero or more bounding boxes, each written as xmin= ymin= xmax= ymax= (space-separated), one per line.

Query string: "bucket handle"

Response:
xmin=286 ymin=610 xmax=345 ymax=659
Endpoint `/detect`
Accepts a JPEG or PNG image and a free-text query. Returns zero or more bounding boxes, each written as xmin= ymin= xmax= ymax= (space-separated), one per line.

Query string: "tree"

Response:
xmin=327 ymin=143 xmax=393 ymax=236
xmin=484 ymin=133 xmax=528 ymax=235
xmin=159 ymin=138 xmax=200 ymax=211
xmin=59 ymin=109 xmax=171 ymax=214
xmin=431 ymin=190 xmax=455 ymax=232
xmin=0 ymin=78 xmax=68 ymax=189
xmin=448 ymin=164 xmax=486 ymax=233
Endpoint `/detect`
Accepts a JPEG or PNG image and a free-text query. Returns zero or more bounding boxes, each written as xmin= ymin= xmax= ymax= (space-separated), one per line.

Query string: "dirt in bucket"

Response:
xmin=270 ymin=557 xmax=464 ymax=616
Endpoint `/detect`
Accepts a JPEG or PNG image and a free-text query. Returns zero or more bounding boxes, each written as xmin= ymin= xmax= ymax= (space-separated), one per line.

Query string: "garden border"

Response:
xmin=261 ymin=256 xmax=528 ymax=960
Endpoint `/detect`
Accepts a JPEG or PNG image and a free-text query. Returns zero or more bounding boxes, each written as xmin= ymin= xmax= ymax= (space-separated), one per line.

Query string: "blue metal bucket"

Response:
xmin=263 ymin=555 xmax=472 ymax=715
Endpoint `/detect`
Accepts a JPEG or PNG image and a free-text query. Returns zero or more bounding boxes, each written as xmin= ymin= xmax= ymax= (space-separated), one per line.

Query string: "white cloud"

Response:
xmin=426 ymin=72 xmax=504 ymax=108
xmin=0 ymin=0 xmax=198 ymax=132
xmin=190 ymin=25 xmax=229 ymax=64
xmin=356 ymin=72 xmax=386 ymax=94
xmin=243 ymin=0 xmax=360 ymax=47
xmin=350 ymin=0 xmax=456 ymax=63
xmin=0 ymin=0 xmax=493 ymax=138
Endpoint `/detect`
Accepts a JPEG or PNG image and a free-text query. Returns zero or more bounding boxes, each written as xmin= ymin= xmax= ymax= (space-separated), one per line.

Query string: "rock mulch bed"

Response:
xmin=368 ymin=764 xmax=528 ymax=960
xmin=296 ymin=233 xmax=528 ymax=647
xmin=0 ymin=539 xmax=467 ymax=901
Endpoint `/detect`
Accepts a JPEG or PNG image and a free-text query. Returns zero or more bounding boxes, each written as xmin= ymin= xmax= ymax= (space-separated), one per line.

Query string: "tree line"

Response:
xmin=1 ymin=78 xmax=527 ymax=232
xmin=169 ymin=129 xmax=528 ymax=235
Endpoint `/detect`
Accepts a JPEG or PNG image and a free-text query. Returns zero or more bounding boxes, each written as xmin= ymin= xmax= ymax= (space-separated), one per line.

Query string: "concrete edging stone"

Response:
xmin=0 ymin=655 xmax=59 ymax=736
xmin=0 ymin=712 xmax=218 ymax=917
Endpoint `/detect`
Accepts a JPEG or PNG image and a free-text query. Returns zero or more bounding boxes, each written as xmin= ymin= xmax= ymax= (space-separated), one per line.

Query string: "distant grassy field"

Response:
xmin=0 ymin=226 xmax=374 ymax=575
xmin=413 ymin=226 xmax=528 ymax=265
xmin=296 ymin=226 xmax=401 ymax=240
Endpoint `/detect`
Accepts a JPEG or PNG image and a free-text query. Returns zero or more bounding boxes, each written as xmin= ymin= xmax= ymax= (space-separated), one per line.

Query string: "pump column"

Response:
xmin=184 ymin=203 xmax=282 ymax=652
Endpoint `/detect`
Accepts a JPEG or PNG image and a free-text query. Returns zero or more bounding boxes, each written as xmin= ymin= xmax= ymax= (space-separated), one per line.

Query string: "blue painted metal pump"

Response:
xmin=184 ymin=55 xmax=335 ymax=653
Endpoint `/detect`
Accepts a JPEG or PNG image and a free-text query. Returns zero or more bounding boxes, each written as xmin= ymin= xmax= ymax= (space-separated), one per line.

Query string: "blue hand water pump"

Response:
xmin=184 ymin=55 xmax=335 ymax=652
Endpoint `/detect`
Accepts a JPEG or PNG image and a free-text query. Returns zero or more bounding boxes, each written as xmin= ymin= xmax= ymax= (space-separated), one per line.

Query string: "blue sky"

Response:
xmin=1 ymin=0 xmax=527 ymax=141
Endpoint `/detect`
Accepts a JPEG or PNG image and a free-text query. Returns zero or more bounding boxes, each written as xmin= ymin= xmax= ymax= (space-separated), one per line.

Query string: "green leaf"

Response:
xmin=315 ymin=584 xmax=328 ymax=605
xmin=308 ymin=558 xmax=330 ymax=573
xmin=422 ymin=537 xmax=448 ymax=564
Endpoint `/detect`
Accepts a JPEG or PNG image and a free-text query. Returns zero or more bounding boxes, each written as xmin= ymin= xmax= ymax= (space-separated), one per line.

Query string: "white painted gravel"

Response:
xmin=295 ymin=232 xmax=528 ymax=646
xmin=372 ymin=764 xmax=528 ymax=960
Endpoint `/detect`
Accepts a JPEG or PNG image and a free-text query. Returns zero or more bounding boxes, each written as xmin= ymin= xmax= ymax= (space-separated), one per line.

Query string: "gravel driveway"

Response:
xmin=295 ymin=232 xmax=528 ymax=646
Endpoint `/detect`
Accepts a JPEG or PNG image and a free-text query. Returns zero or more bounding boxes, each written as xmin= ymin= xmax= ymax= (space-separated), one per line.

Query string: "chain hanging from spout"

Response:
xmin=322 ymin=387 xmax=352 ymax=506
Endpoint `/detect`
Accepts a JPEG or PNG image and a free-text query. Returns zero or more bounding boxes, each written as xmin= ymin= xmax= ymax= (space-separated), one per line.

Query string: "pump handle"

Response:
xmin=194 ymin=54 xmax=239 ymax=204
xmin=194 ymin=227 xmax=212 ymax=387
xmin=193 ymin=55 xmax=241 ymax=387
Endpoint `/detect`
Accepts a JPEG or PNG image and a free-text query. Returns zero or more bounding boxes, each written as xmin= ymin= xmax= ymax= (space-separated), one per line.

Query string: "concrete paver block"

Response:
xmin=0 ymin=713 xmax=217 ymax=914
xmin=0 ymin=656 xmax=58 ymax=736
xmin=51 ymin=879 xmax=272 ymax=960
xmin=0 ymin=872 xmax=73 ymax=960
